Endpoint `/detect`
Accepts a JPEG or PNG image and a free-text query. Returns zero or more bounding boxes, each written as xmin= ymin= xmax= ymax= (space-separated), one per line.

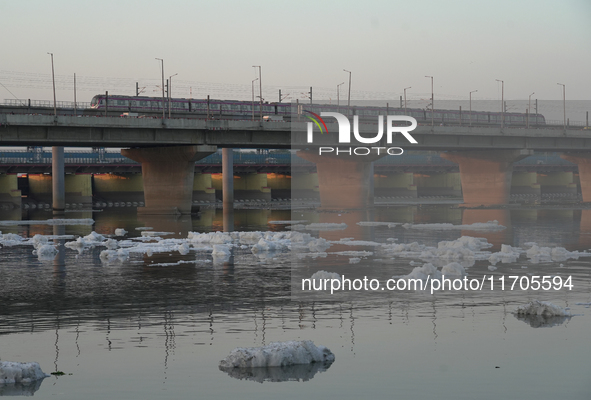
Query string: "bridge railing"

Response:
xmin=2 ymin=99 xmax=92 ymax=109
xmin=545 ymin=119 xmax=587 ymax=127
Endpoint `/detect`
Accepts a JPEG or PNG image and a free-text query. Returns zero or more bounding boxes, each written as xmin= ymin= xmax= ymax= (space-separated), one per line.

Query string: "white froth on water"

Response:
xmin=33 ymin=244 xmax=59 ymax=261
xmin=219 ymin=341 xmax=335 ymax=369
xmin=402 ymin=220 xmax=505 ymax=231
xmin=330 ymin=250 xmax=373 ymax=257
xmin=514 ymin=300 xmax=572 ymax=317
xmin=356 ymin=221 xmax=401 ymax=227
xmin=310 ymin=270 xmax=341 ymax=280
xmin=114 ymin=228 xmax=127 ymax=236
xmin=488 ymin=244 xmax=523 ymax=265
xmin=524 ymin=243 xmax=590 ymax=263
xmin=395 ymin=262 xmax=467 ymax=283
xmin=268 ymin=220 xmax=308 ymax=224
xmin=0 ymin=361 xmax=49 ymax=384
xmin=291 ymin=223 xmax=348 ymax=231
xmin=0 ymin=219 xmax=94 ymax=226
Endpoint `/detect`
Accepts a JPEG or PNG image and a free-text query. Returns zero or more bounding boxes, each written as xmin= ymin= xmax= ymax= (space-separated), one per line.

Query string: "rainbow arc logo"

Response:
xmin=304 ymin=110 xmax=328 ymax=134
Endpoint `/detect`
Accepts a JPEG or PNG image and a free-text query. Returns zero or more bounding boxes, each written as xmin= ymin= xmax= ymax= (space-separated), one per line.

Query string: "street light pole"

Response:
xmin=469 ymin=90 xmax=478 ymax=127
xmin=251 ymin=78 xmax=258 ymax=121
xmin=155 ymin=58 xmax=165 ymax=119
xmin=557 ymin=83 xmax=566 ymax=130
xmin=253 ymin=66 xmax=262 ymax=121
xmin=528 ymin=92 xmax=535 ymax=128
xmin=495 ymin=79 xmax=504 ymax=129
xmin=73 ymin=73 xmax=77 ymax=116
xmin=425 ymin=76 xmax=433 ymax=127
xmin=343 ymin=69 xmax=351 ymax=107
xmin=403 ymin=87 xmax=411 ymax=116
xmin=337 ymin=82 xmax=345 ymax=109
xmin=168 ymin=73 xmax=178 ymax=118
xmin=48 ymin=52 xmax=57 ymax=117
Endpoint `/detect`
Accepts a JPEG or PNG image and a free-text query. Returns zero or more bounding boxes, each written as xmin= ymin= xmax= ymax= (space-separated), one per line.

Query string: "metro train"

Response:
xmin=89 ymin=94 xmax=546 ymax=126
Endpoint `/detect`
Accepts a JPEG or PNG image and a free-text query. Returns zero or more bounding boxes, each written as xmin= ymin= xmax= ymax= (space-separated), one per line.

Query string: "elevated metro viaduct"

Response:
xmin=2 ymin=113 xmax=591 ymax=212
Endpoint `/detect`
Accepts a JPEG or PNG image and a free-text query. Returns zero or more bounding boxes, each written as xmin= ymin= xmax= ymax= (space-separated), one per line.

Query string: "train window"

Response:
xmin=140 ymin=101 xmax=148 ymax=106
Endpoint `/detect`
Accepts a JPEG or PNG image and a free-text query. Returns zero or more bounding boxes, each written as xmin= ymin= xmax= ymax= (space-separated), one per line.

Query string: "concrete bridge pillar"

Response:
xmin=222 ymin=148 xmax=234 ymax=208
xmin=296 ymin=150 xmax=382 ymax=209
xmin=122 ymin=145 xmax=217 ymax=215
xmin=52 ymin=146 xmax=65 ymax=214
xmin=561 ymin=153 xmax=591 ymax=201
xmin=441 ymin=150 xmax=531 ymax=206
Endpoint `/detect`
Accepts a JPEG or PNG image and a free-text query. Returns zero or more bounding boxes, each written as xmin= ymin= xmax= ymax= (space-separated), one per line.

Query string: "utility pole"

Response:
xmin=344 ymin=69 xmax=352 ymax=107
xmin=425 ymin=76 xmax=433 ymax=127
xmin=155 ymin=58 xmax=165 ymax=119
xmin=470 ymin=90 xmax=477 ymax=127
xmin=73 ymin=73 xmax=77 ymax=115
xmin=253 ymin=66 xmax=262 ymax=121
xmin=495 ymin=79 xmax=504 ymax=129
xmin=48 ymin=52 xmax=57 ymax=117
xmin=557 ymin=83 xmax=566 ymax=130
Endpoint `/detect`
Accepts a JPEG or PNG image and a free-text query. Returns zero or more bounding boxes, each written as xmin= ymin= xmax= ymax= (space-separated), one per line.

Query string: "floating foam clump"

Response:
xmin=114 ymin=228 xmax=127 ymax=236
xmin=402 ymin=220 xmax=505 ymax=232
xmin=0 ymin=232 xmax=25 ymax=246
xmin=0 ymin=361 xmax=49 ymax=384
xmin=34 ymin=244 xmax=58 ymax=261
xmin=489 ymin=244 xmax=523 ymax=265
xmin=310 ymin=270 xmax=341 ymax=280
xmin=0 ymin=219 xmax=94 ymax=226
xmin=356 ymin=221 xmax=401 ymax=227
xmin=523 ymin=243 xmax=591 ymax=264
xmin=212 ymin=244 xmax=232 ymax=262
xmin=292 ymin=223 xmax=348 ymax=231
xmin=514 ymin=300 xmax=571 ymax=317
xmin=219 ymin=341 xmax=335 ymax=369
xmin=395 ymin=262 xmax=467 ymax=285
xmin=175 ymin=242 xmax=190 ymax=255
xmin=82 ymin=231 xmax=106 ymax=242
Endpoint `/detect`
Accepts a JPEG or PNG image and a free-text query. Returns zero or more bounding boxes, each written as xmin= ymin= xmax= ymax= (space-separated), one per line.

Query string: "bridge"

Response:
xmin=1 ymin=113 xmax=591 ymax=213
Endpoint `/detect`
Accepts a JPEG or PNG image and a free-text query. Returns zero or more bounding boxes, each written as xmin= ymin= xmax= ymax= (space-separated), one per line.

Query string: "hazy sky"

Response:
xmin=1 ymin=0 xmax=590 ymax=103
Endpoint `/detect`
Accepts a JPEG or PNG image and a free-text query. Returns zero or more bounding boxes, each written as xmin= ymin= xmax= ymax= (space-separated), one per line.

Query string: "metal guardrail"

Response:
xmin=2 ymin=99 xmax=91 ymax=109
xmin=545 ymin=119 xmax=587 ymax=127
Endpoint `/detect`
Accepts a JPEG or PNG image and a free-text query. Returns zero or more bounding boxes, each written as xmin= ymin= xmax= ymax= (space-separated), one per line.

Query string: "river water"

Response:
xmin=0 ymin=205 xmax=590 ymax=399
